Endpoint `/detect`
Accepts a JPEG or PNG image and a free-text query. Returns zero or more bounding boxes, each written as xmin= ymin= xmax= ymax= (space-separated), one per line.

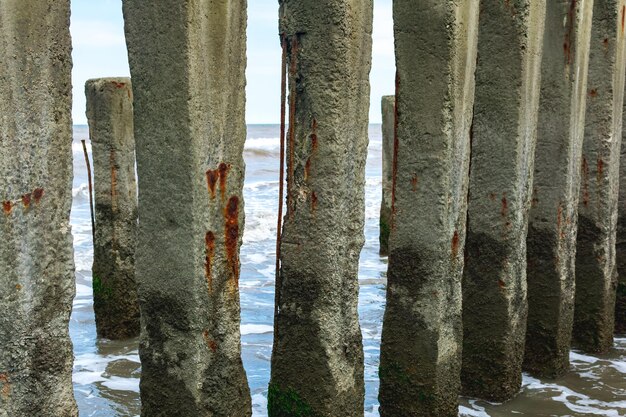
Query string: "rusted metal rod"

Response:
xmin=287 ymin=36 xmax=299 ymax=218
xmin=275 ymin=33 xmax=288 ymax=319
xmin=81 ymin=139 xmax=96 ymax=241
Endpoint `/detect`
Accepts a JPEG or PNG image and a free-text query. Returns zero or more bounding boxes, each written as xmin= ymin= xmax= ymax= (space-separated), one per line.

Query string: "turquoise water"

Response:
xmin=70 ymin=125 xmax=625 ymax=416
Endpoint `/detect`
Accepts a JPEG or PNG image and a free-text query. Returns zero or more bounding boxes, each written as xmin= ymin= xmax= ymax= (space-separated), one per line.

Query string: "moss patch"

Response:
xmin=379 ymin=359 xmax=435 ymax=406
xmin=379 ymin=216 xmax=390 ymax=255
xmin=379 ymin=360 xmax=411 ymax=386
xmin=92 ymin=274 xmax=112 ymax=299
xmin=267 ymin=383 xmax=316 ymax=417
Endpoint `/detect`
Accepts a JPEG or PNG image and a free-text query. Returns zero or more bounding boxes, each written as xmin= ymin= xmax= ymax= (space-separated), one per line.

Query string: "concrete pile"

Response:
xmin=574 ymin=0 xmax=626 ymax=353
xmin=378 ymin=1 xmax=479 ymax=416
xmin=0 ymin=1 xmax=77 ymax=415
xmin=123 ymin=0 xmax=251 ymax=415
xmin=462 ymin=0 xmax=546 ymax=401
xmin=525 ymin=0 xmax=594 ymax=377
xmin=269 ymin=1 xmax=373 ymax=416
xmin=85 ymin=78 xmax=140 ymax=340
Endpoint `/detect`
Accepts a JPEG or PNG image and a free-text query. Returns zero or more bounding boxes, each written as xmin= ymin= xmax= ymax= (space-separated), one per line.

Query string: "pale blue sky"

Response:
xmin=70 ymin=0 xmax=395 ymax=125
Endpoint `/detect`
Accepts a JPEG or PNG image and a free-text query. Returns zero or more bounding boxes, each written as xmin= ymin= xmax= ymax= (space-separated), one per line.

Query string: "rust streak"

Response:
xmin=588 ymin=88 xmax=598 ymax=98
xmin=311 ymin=191 xmax=318 ymax=212
xmin=225 ymin=196 xmax=240 ymax=283
xmin=2 ymin=201 xmax=12 ymax=215
xmin=218 ymin=163 xmax=230 ymax=201
xmin=205 ymin=163 xmax=230 ymax=201
xmin=451 ymin=230 xmax=460 ymax=260
xmin=563 ymin=0 xmax=577 ymax=65
xmin=501 ymin=194 xmax=508 ymax=217
xmin=622 ymin=5 xmax=625 ymax=35
xmin=411 ymin=174 xmax=418 ymax=192
xmin=21 ymin=193 xmax=31 ymax=208
xmin=498 ymin=279 xmax=506 ymax=289
xmin=597 ymin=158 xmax=604 ymax=178
xmin=305 ymin=158 xmax=312 ymax=181
xmin=206 ymin=169 xmax=219 ymax=198
xmin=208 ymin=339 xmax=218 ymax=352
xmin=0 ymin=373 xmax=9 ymax=399
xmin=205 ymin=231 xmax=215 ymax=293
xmin=202 ymin=330 xmax=218 ymax=352
xmin=33 ymin=188 xmax=44 ymax=203
xmin=112 ymin=81 xmax=126 ymax=89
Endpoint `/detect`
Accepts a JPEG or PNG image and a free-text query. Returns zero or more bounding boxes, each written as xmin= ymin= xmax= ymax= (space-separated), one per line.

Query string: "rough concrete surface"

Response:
xmin=462 ymin=0 xmax=546 ymax=402
xmin=85 ymin=78 xmax=140 ymax=340
xmin=525 ymin=0 xmax=594 ymax=377
xmin=378 ymin=2 xmax=479 ymax=416
xmin=0 ymin=1 xmax=77 ymax=416
xmin=269 ymin=1 xmax=373 ymax=416
xmin=574 ymin=0 xmax=626 ymax=352
xmin=380 ymin=96 xmax=395 ymax=256
xmin=617 ymin=90 xmax=626 ymax=335
xmin=123 ymin=1 xmax=251 ymax=415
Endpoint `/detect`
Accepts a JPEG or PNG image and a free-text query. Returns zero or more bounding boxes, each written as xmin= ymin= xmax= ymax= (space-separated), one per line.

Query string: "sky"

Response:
xmin=70 ymin=0 xmax=395 ymax=125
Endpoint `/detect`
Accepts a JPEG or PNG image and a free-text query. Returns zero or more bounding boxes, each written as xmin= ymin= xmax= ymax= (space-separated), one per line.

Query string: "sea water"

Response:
xmin=70 ymin=125 xmax=625 ymax=416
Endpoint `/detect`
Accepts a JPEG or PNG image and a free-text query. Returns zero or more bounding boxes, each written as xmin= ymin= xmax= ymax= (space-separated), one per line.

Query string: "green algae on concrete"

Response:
xmin=86 ymin=78 xmax=140 ymax=340
xmin=267 ymin=384 xmax=316 ymax=417
xmin=379 ymin=1 xmax=479 ymax=416
xmin=525 ymin=0 xmax=594 ymax=377
xmin=574 ymin=0 xmax=626 ymax=352
xmin=123 ymin=0 xmax=251 ymax=415
xmin=270 ymin=1 xmax=373 ymax=416
xmin=461 ymin=0 xmax=546 ymax=402
xmin=0 ymin=1 xmax=77 ymax=415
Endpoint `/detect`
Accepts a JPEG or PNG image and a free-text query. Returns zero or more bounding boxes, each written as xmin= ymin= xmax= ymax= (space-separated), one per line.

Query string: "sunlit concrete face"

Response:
xmin=525 ymin=0 xmax=594 ymax=377
xmin=461 ymin=0 xmax=546 ymax=402
xmin=85 ymin=77 xmax=140 ymax=340
xmin=0 ymin=1 xmax=77 ymax=415
xmin=268 ymin=1 xmax=373 ymax=416
xmin=574 ymin=0 xmax=626 ymax=353
xmin=123 ymin=0 xmax=251 ymax=415
xmin=379 ymin=1 xmax=479 ymax=416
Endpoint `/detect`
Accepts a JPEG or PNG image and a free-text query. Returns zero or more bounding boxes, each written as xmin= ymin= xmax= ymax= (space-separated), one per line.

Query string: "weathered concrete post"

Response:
xmin=85 ymin=78 xmax=140 ymax=340
xmin=123 ymin=1 xmax=251 ymax=415
xmin=380 ymin=96 xmax=395 ymax=256
xmin=268 ymin=1 xmax=372 ymax=416
xmin=378 ymin=2 xmax=478 ymax=416
xmin=524 ymin=0 xmax=594 ymax=377
xmin=462 ymin=0 xmax=546 ymax=402
xmin=574 ymin=0 xmax=626 ymax=352
xmin=0 ymin=1 xmax=77 ymax=416
xmin=617 ymin=97 xmax=626 ymax=334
